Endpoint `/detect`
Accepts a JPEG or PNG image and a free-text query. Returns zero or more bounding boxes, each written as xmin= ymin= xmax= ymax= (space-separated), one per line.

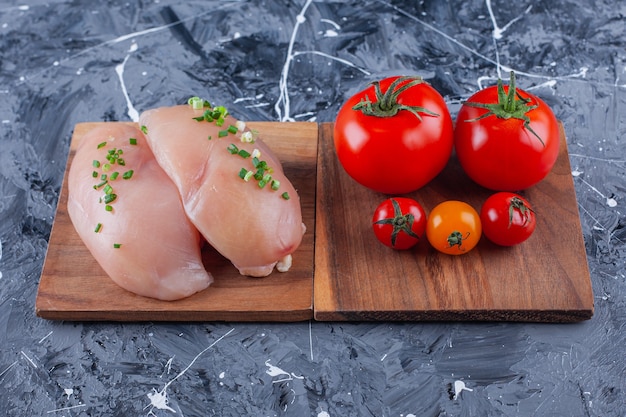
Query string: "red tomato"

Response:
xmin=426 ymin=201 xmax=481 ymax=255
xmin=334 ymin=75 xmax=454 ymax=194
xmin=454 ymin=71 xmax=560 ymax=191
xmin=372 ymin=197 xmax=426 ymax=250
xmin=480 ymin=192 xmax=536 ymax=246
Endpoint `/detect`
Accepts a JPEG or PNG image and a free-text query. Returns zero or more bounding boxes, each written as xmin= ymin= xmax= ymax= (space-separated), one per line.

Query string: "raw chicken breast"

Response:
xmin=67 ymin=124 xmax=213 ymax=300
xmin=139 ymin=104 xmax=304 ymax=277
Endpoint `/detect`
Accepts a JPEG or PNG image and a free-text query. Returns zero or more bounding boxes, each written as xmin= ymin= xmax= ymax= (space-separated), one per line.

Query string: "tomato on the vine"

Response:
xmin=426 ymin=201 xmax=481 ymax=255
xmin=372 ymin=197 xmax=426 ymax=250
xmin=454 ymin=71 xmax=560 ymax=191
xmin=480 ymin=192 xmax=536 ymax=246
xmin=334 ymin=75 xmax=454 ymax=194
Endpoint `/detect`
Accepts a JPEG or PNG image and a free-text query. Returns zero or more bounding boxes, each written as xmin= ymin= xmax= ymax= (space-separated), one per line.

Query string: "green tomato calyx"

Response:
xmin=463 ymin=71 xmax=545 ymax=146
xmin=374 ymin=198 xmax=420 ymax=247
xmin=352 ymin=76 xmax=439 ymax=120
xmin=447 ymin=230 xmax=470 ymax=251
xmin=508 ymin=196 xmax=534 ymax=228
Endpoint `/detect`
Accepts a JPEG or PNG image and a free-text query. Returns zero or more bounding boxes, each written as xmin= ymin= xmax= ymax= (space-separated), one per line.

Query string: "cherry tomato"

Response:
xmin=454 ymin=71 xmax=560 ymax=191
xmin=426 ymin=201 xmax=481 ymax=255
xmin=372 ymin=197 xmax=426 ymax=250
xmin=334 ymin=75 xmax=454 ymax=194
xmin=480 ymin=192 xmax=536 ymax=246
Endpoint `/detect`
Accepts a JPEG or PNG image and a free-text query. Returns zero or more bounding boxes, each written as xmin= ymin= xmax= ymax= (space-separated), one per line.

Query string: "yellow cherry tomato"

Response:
xmin=426 ymin=201 xmax=482 ymax=255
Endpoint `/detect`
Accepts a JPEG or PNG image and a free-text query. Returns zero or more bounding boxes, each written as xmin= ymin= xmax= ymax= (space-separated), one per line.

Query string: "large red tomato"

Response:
xmin=334 ymin=76 xmax=454 ymax=194
xmin=454 ymin=71 xmax=560 ymax=191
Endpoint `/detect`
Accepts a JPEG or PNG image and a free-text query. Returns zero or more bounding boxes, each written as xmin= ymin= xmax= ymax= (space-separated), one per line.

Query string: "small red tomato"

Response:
xmin=426 ymin=201 xmax=482 ymax=255
xmin=480 ymin=192 xmax=536 ymax=246
xmin=372 ymin=197 xmax=426 ymax=250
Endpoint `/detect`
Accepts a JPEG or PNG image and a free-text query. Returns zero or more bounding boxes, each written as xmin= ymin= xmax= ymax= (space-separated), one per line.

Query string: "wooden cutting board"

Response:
xmin=36 ymin=122 xmax=318 ymax=321
xmin=37 ymin=121 xmax=593 ymax=322
xmin=314 ymin=122 xmax=593 ymax=322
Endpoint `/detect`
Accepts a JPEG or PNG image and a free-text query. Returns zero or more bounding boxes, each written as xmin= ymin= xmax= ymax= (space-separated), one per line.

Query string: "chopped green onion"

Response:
xmin=94 ymin=180 xmax=107 ymax=189
xmin=218 ymin=129 xmax=229 ymax=138
xmin=102 ymin=163 xmax=111 ymax=172
xmin=227 ymin=125 xmax=238 ymax=134
xmin=97 ymin=141 xmax=107 ymax=149
xmin=100 ymin=174 xmax=107 ymax=181
xmin=239 ymin=168 xmax=254 ymax=181
xmin=117 ymin=158 xmax=126 ymax=166
xmin=271 ymin=179 xmax=281 ymax=190
xmin=227 ymin=143 xmax=239 ymax=154
xmin=188 ymin=96 xmax=208 ymax=110
xmin=93 ymin=160 xmax=100 ymax=168
xmin=92 ymin=171 xmax=98 ymax=178
xmin=103 ymin=184 xmax=113 ymax=195
xmin=129 ymin=137 xmax=137 ymax=145
xmin=207 ymin=135 xmax=212 ymax=140
xmin=238 ymin=149 xmax=251 ymax=158
xmin=110 ymin=172 xmax=119 ymax=180
xmin=104 ymin=193 xmax=117 ymax=204
xmin=105 ymin=204 xmax=113 ymax=212
xmin=240 ymin=131 xmax=254 ymax=143
xmin=94 ymin=223 xmax=102 ymax=233
xmin=122 ymin=170 xmax=134 ymax=180
xmin=113 ymin=243 xmax=122 ymax=249
xmin=258 ymin=173 xmax=273 ymax=188
xmin=141 ymin=125 xmax=148 ymax=134
xmin=281 ymin=192 xmax=290 ymax=200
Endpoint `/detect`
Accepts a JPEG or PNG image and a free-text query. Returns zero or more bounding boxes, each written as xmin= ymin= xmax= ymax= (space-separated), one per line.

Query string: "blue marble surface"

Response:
xmin=1 ymin=0 xmax=625 ymax=415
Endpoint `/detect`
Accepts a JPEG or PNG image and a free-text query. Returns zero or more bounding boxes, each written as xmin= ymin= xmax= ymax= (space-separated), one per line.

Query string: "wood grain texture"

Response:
xmin=36 ymin=122 xmax=317 ymax=322
xmin=314 ymin=122 xmax=594 ymax=322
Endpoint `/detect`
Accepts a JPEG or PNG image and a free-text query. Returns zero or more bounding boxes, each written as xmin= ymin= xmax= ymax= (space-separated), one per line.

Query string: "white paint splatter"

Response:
xmin=320 ymin=18 xmax=340 ymax=30
xmin=309 ymin=320 xmax=314 ymax=361
xmin=318 ymin=411 xmax=330 ymax=417
xmin=20 ymin=351 xmax=38 ymax=369
xmin=38 ymin=331 xmax=53 ymax=344
xmin=145 ymin=328 xmax=234 ymax=414
xmin=486 ymin=0 xmax=532 ymax=40
xmin=575 ymin=176 xmax=619 ymax=207
xmin=275 ymin=0 xmax=314 ymax=122
xmin=453 ymin=380 xmax=473 ymax=400
xmin=0 ymin=361 xmax=18 ymax=381
xmin=46 ymin=404 xmax=86 ymax=414
xmin=265 ymin=359 xmax=304 ymax=383
xmin=115 ymin=42 xmax=139 ymax=122
xmin=146 ymin=389 xmax=176 ymax=413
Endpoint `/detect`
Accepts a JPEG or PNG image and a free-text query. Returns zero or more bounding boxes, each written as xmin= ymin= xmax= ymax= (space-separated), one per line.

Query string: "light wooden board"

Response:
xmin=314 ymin=122 xmax=594 ymax=322
xmin=36 ymin=122 xmax=318 ymax=321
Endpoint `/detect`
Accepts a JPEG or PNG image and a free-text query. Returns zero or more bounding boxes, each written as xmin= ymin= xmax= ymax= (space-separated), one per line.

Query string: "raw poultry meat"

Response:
xmin=67 ymin=124 xmax=213 ymax=300
xmin=139 ymin=103 xmax=305 ymax=277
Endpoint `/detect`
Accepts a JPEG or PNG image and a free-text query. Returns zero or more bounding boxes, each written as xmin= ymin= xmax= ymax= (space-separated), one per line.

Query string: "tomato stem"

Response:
xmin=463 ymin=71 xmax=545 ymax=146
xmin=508 ymin=196 xmax=534 ymax=228
xmin=352 ymin=76 xmax=440 ymax=120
